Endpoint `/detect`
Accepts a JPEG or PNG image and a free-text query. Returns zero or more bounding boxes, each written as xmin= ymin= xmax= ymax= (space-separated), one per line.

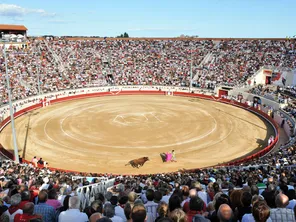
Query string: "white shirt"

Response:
xmin=111 ymin=215 xmax=124 ymax=222
xmin=115 ymin=206 xmax=127 ymax=221
xmin=4 ymin=209 xmax=23 ymax=222
xmin=58 ymin=209 xmax=88 ymax=222
xmin=242 ymin=213 xmax=272 ymax=222
xmin=58 ymin=195 xmax=66 ymax=205
xmin=39 ymin=183 xmax=49 ymax=191
xmin=145 ymin=201 xmax=158 ymax=222
xmin=198 ymin=191 xmax=208 ymax=206
xmin=287 ymin=199 xmax=296 ymax=209
xmin=161 ymin=195 xmax=171 ymax=204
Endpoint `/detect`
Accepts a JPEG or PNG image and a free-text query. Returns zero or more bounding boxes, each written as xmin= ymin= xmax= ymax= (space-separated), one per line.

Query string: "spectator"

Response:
xmin=229 ymin=190 xmax=242 ymax=214
xmin=181 ymin=186 xmax=190 ymax=207
xmin=110 ymin=196 xmax=126 ymax=221
xmin=128 ymin=192 xmax=138 ymax=208
xmin=169 ymin=195 xmax=182 ymax=213
xmin=19 ymin=190 xmax=31 ymax=210
xmin=287 ymin=189 xmax=296 ymax=209
xmin=0 ymin=204 xmax=9 ymax=222
xmin=208 ymin=194 xmax=230 ymax=222
xmin=183 ymin=189 xmax=197 ymax=213
xmin=131 ymin=204 xmax=147 ymax=222
xmin=217 ymin=204 xmax=233 ymax=222
xmin=252 ymin=201 xmax=271 ymax=222
xmin=98 ymin=218 xmax=113 ymax=222
xmin=237 ymin=192 xmax=252 ymax=221
xmin=144 ymin=189 xmax=158 ymax=222
xmin=46 ymin=188 xmax=62 ymax=210
xmin=156 ymin=201 xmax=169 ymax=222
xmin=104 ymin=203 xmax=124 ymax=222
xmin=169 ymin=208 xmax=187 ymax=222
xmin=262 ymin=184 xmax=277 ymax=208
xmin=14 ymin=202 xmax=42 ymax=222
xmin=56 ymin=195 xmax=71 ymax=218
xmin=33 ymin=190 xmax=56 ymax=222
xmin=4 ymin=193 xmax=23 ymax=222
xmin=187 ymin=196 xmax=209 ymax=222
xmin=154 ymin=191 xmax=163 ymax=204
xmin=124 ymin=203 xmax=132 ymax=222
xmin=89 ymin=212 xmax=102 ymax=222
xmin=84 ymin=200 xmax=103 ymax=218
xmin=58 ymin=196 xmax=88 ymax=222
xmin=270 ymin=193 xmax=295 ymax=222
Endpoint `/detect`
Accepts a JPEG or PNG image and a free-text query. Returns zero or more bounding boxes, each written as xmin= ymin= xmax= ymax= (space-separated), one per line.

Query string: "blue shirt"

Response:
xmin=34 ymin=202 xmax=56 ymax=222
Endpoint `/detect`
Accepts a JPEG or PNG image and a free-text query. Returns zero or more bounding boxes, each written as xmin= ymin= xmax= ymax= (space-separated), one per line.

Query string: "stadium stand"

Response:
xmin=0 ymin=37 xmax=296 ymax=221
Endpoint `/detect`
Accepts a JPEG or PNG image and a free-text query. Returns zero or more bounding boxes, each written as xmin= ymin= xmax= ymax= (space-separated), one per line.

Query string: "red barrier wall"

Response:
xmin=0 ymin=90 xmax=279 ymax=175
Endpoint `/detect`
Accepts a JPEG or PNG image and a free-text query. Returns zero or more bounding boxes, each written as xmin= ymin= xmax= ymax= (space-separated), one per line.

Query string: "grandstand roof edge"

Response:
xmin=30 ymin=37 xmax=290 ymax=41
xmin=0 ymin=24 xmax=27 ymax=31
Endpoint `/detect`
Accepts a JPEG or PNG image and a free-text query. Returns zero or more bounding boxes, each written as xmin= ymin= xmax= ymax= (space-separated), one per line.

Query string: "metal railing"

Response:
xmin=77 ymin=178 xmax=115 ymax=210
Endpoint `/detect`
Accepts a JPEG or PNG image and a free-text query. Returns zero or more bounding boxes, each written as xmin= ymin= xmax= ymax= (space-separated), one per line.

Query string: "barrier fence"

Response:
xmin=0 ymin=90 xmax=279 ymax=175
xmin=77 ymin=178 xmax=115 ymax=210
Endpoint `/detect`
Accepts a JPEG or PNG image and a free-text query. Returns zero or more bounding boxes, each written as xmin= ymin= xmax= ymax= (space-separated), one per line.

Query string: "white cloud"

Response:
xmin=0 ymin=4 xmax=56 ymax=17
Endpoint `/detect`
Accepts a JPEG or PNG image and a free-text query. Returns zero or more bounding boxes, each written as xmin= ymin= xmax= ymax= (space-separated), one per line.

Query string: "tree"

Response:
xmin=123 ymin=32 xmax=129 ymax=38
xmin=116 ymin=32 xmax=129 ymax=38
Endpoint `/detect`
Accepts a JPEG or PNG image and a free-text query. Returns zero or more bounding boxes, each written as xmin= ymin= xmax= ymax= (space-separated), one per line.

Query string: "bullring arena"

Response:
xmin=0 ymin=91 xmax=275 ymax=174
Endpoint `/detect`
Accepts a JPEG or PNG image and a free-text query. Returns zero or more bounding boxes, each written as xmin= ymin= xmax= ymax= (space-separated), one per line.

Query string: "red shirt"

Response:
xmin=14 ymin=213 xmax=42 ymax=222
xmin=187 ymin=210 xmax=203 ymax=222
xmin=19 ymin=201 xmax=30 ymax=210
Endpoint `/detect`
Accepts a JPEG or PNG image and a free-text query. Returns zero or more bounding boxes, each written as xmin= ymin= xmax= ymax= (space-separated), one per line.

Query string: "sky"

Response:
xmin=0 ymin=0 xmax=295 ymax=38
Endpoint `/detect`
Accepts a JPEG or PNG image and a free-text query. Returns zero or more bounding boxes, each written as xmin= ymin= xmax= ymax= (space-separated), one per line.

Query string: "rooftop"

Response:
xmin=0 ymin=24 xmax=27 ymax=31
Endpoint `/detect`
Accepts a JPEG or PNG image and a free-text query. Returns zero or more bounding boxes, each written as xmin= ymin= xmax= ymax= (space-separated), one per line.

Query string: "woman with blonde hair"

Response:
xmin=156 ymin=201 xmax=169 ymax=222
xmin=169 ymin=208 xmax=187 ymax=222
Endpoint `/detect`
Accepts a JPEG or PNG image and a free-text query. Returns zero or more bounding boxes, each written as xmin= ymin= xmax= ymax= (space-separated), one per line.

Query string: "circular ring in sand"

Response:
xmin=0 ymin=95 xmax=274 ymax=174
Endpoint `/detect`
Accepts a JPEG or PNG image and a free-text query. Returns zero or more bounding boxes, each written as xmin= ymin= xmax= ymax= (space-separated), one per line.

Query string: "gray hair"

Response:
xmin=117 ymin=184 xmax=125 ymax=192
xmin=10 ymin=193 xmax=22 ymax=206
xmin=105 ymin=191 xmax=113 ymax=201
xmin=69 ymin=196 xmax=80 ymax=209
xmin=103 ymin=203 xmax=115 ymax=218
xmin=134 ymin=199 xmax=144 ymax=205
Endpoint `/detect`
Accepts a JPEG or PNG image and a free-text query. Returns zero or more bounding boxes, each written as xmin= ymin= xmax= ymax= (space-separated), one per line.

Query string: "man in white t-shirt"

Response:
xmin=59 ymin=196 xmax=88 ymax=222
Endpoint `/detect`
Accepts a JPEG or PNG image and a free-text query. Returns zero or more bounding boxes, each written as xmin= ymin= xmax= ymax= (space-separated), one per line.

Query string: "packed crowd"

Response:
xmin=0 ymin=38 xmax=295 ymax=106
xmin=280 ymin=86 xmax=296 ymax=120
xmin=0 ymin=38 xmax=296 ymax=222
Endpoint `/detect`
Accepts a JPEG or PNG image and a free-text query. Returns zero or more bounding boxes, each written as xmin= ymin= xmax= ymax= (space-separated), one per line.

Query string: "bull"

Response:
xmin=125 ymin=157 xmax=149 ymax=168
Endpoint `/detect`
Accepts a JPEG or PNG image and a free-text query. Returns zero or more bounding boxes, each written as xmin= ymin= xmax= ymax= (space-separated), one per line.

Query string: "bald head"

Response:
xmin=275 ymin=193 xmax=289 ymax=208
xmin=23 ymin=202 xmax=34 ymax=215
xmin=217 ymin=204 xmax=233 ymax=222
xmin=90 ymin=212 xmax=102 ymax=222
xmin=189 ymin=189 xmax=197 ymax=198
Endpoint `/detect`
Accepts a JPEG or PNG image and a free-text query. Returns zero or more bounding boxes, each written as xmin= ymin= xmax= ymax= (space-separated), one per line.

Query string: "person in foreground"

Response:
xmin=58 ymin=196 xmax=88 ymax=222
xmin=14 ymin=202 xmax=42 ymax=222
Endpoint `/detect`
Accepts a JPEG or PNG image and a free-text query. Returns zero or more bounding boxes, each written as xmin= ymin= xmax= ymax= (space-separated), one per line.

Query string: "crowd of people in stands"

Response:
xmin=0 ymin=38 xmax=296 ymax=221
xmin=0 ymin=38 xmax=295 ymax=106
xmin=0 ymin=134 xmax=295 ymax=222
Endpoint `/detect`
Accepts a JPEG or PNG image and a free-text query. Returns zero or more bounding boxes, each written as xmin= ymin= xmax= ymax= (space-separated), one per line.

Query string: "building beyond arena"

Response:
xmin=0 ymin=25 xmax=296 ymax=221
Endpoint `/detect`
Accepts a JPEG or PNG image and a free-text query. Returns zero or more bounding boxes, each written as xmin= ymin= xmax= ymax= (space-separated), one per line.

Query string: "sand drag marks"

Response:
xmin=0 ymin=95 xmax=272 ymax=174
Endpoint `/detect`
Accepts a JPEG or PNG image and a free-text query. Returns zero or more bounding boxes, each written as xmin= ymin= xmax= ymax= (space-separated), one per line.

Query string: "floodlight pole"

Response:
xmin=3 ymin=38 xmax=19 ymax=163
xmin=37 ymin=66 xmax=41 ymax=95
xmin=189 ymin=51 xmax=193 ymax=92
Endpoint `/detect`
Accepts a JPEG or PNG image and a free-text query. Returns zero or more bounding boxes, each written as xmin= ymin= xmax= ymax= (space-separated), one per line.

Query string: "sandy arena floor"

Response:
xmin=0 ymin=95 xmax=274 ymax=174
